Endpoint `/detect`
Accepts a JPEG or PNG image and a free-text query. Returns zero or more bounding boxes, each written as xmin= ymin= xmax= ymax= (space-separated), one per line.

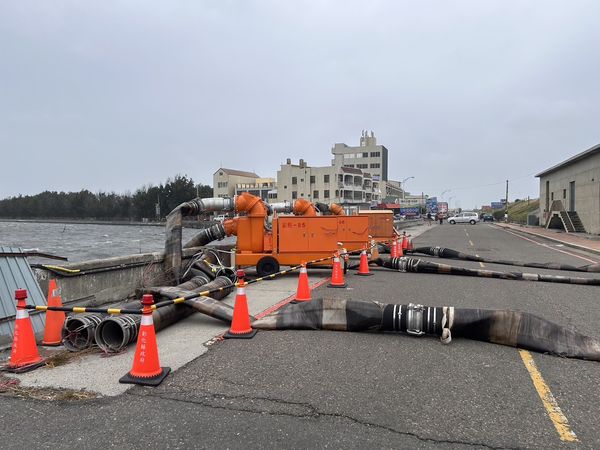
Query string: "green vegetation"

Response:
xmin=491 ymin=198 xmax=539 ymax=224
xmin=0 ymin=175 xmax=213 ymax=221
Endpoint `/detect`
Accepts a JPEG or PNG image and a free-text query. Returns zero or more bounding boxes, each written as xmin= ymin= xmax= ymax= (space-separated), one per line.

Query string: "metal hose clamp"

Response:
xmin=406 ymin=303 xmax=425 ymax=336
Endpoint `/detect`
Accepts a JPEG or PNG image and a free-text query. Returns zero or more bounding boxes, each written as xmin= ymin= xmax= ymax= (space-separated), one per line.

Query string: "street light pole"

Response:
xmin=401 ymin=176 xmax=414 ymax=204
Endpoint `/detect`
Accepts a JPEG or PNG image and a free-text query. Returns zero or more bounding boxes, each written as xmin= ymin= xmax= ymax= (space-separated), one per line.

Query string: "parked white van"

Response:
xmin=447 ymin=211 xmax=479 ymax=225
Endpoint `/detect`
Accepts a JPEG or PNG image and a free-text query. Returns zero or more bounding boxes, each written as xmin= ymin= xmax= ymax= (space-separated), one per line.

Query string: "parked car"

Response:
xmin=447 ymin=211 xmax=479 ymax=225
xmin=482 ymin=214 xmax=494 ymax=222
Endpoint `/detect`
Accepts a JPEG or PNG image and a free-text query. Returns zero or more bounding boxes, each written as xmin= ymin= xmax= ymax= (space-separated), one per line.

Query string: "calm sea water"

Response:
xmin=0 ymin=221 xmax=199 ymax=263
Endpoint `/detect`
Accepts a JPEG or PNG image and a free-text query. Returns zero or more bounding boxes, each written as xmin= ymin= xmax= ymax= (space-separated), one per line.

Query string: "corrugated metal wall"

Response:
xmin=0 ymin=247 xmax=47 ymax=348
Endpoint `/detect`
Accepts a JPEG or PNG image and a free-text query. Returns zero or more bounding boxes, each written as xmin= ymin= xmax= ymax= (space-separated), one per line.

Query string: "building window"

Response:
xmin=313 ymin=190 xmax=319 ymax=199
xmin=563 ymin=189 xmax=566 ymax=199
xmin=335 ymin=190 xmax=339 ymax=197
xmin=370 ymin=151 xmax=380 ymax=157
xmin=324 ymin=174 xmax=330 ymax=183
xmin=217 ymin=181 xmax=228 ymax=188
xmin=370 ymin=163 xmax=380 ymax=168
xmin=300 ymin=178 xmax=304 ymax=182
xmin=357 ymin=163 xmax=368 ymax=169
xmin=551 ymin=192 xmax=554 ymax=201
xmin=292 ymin=191 xmax=297 ymax=199
xmin=324 ymin=190 xmax=330 ymax=198
xmin=362 ymin=152 xmax=368 ymax=157
xmin=284 ymin=185 xmax=287 ymax=189
xmin=292 ymin=177 xmax=297 ymax=184
xmin=346 ymin=164 xmax=355 ymax=168
xmin=310 ymin=175 xmax=315 ymax=184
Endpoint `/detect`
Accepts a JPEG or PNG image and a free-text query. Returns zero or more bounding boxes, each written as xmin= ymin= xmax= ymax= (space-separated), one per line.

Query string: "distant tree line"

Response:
xmin=0 ymin=175 xmax=213 ymax=221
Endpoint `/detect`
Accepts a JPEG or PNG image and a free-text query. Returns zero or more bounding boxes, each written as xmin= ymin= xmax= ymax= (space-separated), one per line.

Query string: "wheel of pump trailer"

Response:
xmin=449 ymin=220 xmax=456 ymax=224
xmin=470 ymin=219 xmax=476 ymax=225
xmin=256 ymin=256 xmax=280 ymax=277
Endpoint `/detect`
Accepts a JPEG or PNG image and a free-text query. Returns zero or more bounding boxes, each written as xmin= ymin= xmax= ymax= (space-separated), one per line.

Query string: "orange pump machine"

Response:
xmin=221 ymin=193 xmax=374 ymax=276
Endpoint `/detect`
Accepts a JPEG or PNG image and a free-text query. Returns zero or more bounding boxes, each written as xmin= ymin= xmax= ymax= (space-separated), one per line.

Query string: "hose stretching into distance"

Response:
xmin=372 ymin=256 xmax=600 ymax=286
xmin=406 ymin=245 xmax=600 ymax=273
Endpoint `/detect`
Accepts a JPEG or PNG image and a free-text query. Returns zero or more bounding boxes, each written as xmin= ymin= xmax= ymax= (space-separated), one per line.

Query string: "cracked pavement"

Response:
xmin=1 ymin=224 xmax=599 ymax=449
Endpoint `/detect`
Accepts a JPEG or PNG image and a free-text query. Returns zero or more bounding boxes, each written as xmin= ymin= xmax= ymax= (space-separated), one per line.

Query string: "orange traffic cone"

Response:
xmin=224 ymin=270 xmax=257 ymax=339
xmin=356 ymin=248 xmax=373 ymax=276
xmin=407 ymin=238 xmax=414 ymax=251
xmin=6 ymin=289 xmax=44 ymax=373
xmin=402 ymin=233 xmax=409 ymax=251
xmin=328 ymin=252 xmax=347 ymax=288
xmin=293 ymin=261 xmax=311 ymax=302
xmin=42 ymin=279 xmax=66 ymax=346
xmin=390 ymin=238 xmax=398 ymax=258
xmin=119 ymin=294 xmax=170 ymax=386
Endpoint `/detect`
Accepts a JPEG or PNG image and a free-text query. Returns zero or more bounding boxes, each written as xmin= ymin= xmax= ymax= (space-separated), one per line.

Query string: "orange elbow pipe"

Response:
xmin=329 ymin=203 xmax=345 ymax=215
xmin=235 ymin=192 xmax=268 ymax=217
xmin=293 ymin=198 xmax=317 ymax=216
xmin=223 ymin=218 xmax=238 ymax=236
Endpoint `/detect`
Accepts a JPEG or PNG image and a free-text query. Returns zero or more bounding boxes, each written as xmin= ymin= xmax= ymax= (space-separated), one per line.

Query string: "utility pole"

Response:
xmin=505 ymin=179 xmax=509 ymax=222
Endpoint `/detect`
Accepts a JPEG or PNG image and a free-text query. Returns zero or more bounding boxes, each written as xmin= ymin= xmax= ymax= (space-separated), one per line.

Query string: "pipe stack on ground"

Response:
xmin=94 ymin=276 xmax=235 ymax=353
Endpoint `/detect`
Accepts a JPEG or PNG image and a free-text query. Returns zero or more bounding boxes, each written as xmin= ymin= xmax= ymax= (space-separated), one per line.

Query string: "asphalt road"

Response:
xmin=1 ymin=223 xmax=599 ymax=449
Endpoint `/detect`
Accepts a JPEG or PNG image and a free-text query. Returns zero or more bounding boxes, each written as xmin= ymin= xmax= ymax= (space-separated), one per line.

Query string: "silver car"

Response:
xmin=447 ymin=211 xmax=479 ymax=225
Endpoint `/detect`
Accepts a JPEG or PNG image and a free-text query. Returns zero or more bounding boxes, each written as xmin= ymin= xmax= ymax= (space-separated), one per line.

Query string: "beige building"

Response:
xmin=536 ymin=143 xmax=600 ymax=234
xmin=213 ymin=168 xmax=260 ymax=198
xmin=234 ymin=177 xmax=277 ymax=201
xmin=276 ymin=158 xmax=379 ymax=210
xmin=331 ymin=130 xmax=388 ymax=182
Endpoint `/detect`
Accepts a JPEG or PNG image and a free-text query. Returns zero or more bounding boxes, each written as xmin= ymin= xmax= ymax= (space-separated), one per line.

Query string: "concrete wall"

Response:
xmin=33 ymin=248 xmax=205 ymax=309
xmin=539 ymin=151 xmax=600 ymax=234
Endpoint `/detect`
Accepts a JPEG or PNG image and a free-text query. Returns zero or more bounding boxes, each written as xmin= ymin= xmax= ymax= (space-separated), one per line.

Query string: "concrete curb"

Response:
xmin=494 ymin=224 xmax=600 ymax=256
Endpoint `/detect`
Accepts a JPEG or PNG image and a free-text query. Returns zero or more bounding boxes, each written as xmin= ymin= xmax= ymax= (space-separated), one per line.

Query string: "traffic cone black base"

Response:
xmin=1 ymin=360 xmax=45 ymax=374
xmin=327 ymin=282 xmax=347 ymax=288
xmin=356 ymin=271 xmax=373 ymax=277
xmin=224 ymin=328 xmax=257 ymax=339
xmin=119 ymin=367 xmax=171 ymax=386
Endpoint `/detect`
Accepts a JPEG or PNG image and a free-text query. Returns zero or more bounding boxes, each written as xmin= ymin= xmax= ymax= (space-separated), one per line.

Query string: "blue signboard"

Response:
xmin=491 ymin=202 xmax=504 ymax=209
xmin=400 ymin=207 xmax=420 ymax=216
xmin=426 ymin=197 xmax=438 ymax=214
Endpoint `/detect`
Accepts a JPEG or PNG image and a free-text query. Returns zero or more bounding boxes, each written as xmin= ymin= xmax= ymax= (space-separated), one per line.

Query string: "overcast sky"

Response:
xmin=1 ymin=1 xmax=599 ymax=209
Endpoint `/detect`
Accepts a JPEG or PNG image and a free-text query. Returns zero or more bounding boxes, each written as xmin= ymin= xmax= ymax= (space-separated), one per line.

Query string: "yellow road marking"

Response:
xmin=519 ymin=350 xmax=579 ymax=442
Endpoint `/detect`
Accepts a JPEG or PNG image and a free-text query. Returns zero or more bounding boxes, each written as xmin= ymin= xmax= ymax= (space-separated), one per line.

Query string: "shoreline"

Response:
xmin=0 ymin=218 xmax=213 ymax=228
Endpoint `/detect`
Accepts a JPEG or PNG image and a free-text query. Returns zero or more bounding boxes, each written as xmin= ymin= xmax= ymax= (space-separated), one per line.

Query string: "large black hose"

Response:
xmin=165 ymin=197 xmax=233 ymax=283
xmin=252 ymin=298 xmax=600 ymax=361
xmin=407 ymin=246 xmax=600 ymax=272
xmin=184 ymin=223 xmax=227 ymax=249
xmin=374 ymin=256 xmax=600 ymax=286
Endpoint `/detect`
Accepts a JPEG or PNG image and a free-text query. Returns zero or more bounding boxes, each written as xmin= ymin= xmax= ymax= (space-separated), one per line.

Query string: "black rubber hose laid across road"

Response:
xmin=407 ymin=246 xmax=600 ymax=273
xmin=373 ymin=256 xmax=600 ymax=286
xmin=252 ymin=298 xmax=600 ymax=361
